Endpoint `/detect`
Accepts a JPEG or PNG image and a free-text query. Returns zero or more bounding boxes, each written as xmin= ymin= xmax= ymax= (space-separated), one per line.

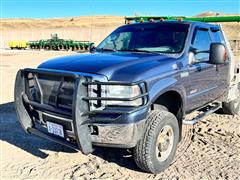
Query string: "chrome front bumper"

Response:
xmin=91 ymin=120 xmax=146 ymax=148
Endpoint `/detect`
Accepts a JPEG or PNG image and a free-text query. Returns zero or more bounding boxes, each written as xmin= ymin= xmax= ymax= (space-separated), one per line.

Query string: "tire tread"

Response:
xmin=133 ymin=110 xmax=178 ymax=173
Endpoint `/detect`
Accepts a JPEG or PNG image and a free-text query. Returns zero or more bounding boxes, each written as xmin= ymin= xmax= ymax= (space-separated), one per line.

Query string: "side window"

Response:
xmin=212 ymin=30 xmax=224 ymax=43
xmin=192 ymin=29 xmax=211 ymax=61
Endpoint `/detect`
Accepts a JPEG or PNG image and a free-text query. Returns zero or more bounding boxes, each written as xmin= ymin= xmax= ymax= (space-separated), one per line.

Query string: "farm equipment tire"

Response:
xmin=44 ymin=45 xmax=50 ymax=50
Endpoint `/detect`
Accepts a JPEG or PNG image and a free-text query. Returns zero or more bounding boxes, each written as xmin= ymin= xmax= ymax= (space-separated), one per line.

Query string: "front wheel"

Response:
xmin=133 ymin=110 xmax=179 ymax=174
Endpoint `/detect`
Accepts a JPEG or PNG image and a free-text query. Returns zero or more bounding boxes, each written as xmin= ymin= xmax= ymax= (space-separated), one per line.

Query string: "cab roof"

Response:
xmin=124 ymin=20 xmax=220 ymax=29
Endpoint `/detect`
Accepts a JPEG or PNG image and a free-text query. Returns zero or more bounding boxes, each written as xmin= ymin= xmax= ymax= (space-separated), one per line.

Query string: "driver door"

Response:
xmin=185 ymin=27 xmax=221 ymax=112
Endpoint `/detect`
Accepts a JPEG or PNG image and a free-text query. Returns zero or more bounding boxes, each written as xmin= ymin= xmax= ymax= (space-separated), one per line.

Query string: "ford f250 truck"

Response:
xmin=15 ymin=18 xmax=240 ymax=173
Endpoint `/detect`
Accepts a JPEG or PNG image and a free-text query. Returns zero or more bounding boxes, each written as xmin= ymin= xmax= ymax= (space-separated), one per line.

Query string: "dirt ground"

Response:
xmin=0 ymin=50 xmax=240 ymax=179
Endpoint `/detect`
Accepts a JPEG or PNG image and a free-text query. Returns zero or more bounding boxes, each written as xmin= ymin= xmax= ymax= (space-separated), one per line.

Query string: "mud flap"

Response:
xmin=72 ymin=78 xmax=93 ymax=154
xmin=14 ymin=70 xmax=33 ymax=132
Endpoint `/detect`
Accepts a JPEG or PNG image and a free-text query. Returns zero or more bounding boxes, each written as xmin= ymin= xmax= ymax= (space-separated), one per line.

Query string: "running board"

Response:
xmin=183 ymin=102 xmax=222 ymax=125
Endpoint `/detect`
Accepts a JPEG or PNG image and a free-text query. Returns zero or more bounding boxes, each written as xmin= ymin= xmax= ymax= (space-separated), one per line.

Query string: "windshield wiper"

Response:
xmin=96 ymin=48 xmax=161 ymax=54
xmin=118 ymin=49 xmax=161 ymax=54
xmin=96 ymin=48 xmax=118 ymax=52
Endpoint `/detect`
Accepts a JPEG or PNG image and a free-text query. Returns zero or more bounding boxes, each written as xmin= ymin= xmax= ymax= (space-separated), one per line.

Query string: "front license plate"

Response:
xmin=46 ymin=121 xmax=64 ymax=138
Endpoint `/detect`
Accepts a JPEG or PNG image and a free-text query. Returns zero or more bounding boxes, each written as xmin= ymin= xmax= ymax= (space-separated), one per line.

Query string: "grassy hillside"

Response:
xmin=1 ymin=16 xmax=124 ymax=30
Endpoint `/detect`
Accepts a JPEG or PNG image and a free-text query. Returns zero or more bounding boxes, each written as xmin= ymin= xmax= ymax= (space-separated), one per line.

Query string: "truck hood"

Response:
xmin=38 ymin=52 xmax=178 ymax=81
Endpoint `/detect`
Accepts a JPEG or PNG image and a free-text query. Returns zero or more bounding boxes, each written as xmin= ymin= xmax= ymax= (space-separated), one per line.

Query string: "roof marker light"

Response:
xmin=160 ymin=18 xmax=164 ymax=22
xmin=140 ymin=18 xmax=144 ymax=23
xmin=178 ymin=17 xmax=183 ymax=21
xmin=149 ymin=18 xmax=154 ymax=22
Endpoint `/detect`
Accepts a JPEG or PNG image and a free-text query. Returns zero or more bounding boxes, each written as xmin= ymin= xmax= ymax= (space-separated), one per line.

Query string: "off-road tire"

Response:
xmin=133 ymin=110 xmax=179 ymax=174
xmin=153 ymin=104 xmax=168 ymax=111
xmin=222 ymin=98 xmax=240 ymax=115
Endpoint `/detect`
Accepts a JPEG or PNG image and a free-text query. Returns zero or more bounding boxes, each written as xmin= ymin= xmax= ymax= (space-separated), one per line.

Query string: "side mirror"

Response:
xmin=189 ymin=46 xmax=199 ymax=54
xmin=89 ymin=46 xmax=96 ymax=53
xmin=209 ymin=43 xmax=226 ymax=65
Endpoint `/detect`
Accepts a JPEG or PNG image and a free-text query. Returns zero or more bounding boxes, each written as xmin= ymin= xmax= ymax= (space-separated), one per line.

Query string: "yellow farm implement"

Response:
xmin=9 ymin=41 xmax=28 ymax=50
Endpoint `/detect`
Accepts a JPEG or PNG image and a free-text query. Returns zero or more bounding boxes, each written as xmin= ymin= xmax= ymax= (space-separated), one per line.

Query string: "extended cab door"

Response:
xmin=185 ymin=27 xmax=223 ymax=112
xmin=210 ymin=27 xmax=229 ymax=91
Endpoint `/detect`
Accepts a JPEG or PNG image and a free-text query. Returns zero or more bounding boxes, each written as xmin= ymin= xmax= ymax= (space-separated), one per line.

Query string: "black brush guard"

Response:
xmin=14 ymin=68 xmax=149 ymax=154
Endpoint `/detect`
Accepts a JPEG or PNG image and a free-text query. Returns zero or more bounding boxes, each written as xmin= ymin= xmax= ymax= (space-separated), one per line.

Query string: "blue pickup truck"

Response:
xmin=15 ymin=19 xmax=239 ymax=173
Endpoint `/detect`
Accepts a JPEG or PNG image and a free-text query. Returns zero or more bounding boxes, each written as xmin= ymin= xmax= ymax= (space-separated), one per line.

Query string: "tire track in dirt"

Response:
xmin=1 ymin=110 xmax=240 ymax=179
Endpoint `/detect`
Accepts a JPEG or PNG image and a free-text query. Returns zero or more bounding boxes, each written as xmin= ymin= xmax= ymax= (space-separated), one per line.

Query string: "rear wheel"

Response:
xmin=222 ymin=98 xmax=240 ymax=115
xmin=133 ymin=110 xmax=179 ymax=174
xmin=222 ymin=87 xmax=240 ymax=115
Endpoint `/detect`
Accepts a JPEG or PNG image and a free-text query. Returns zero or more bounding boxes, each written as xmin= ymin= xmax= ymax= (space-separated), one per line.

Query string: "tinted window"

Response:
xmin=212 ymin=30 xmax=224 ymax=43
xmin=97 ymin=23 xmax=189 ymax=53
xmin=133 ymin=30 xmax=187 ymax=52
xmin=192 ymin=29 xmax=211 ymax=61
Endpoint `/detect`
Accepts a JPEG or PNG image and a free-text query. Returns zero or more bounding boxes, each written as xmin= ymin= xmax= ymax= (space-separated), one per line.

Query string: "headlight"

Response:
xmin=102 ymin=85 xmax=142 ymax=106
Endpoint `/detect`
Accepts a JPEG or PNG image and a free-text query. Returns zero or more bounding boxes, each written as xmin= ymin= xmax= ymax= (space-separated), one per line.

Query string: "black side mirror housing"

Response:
xmin=189 ymin=46 xmax=209 ymax=55
xmin=209 ymin=43 xmax=226 ymax=65
xmin=89 ymin=46 xmax=96 ymax=53
xmin=189 ymin=46 xmax=198 ymax=54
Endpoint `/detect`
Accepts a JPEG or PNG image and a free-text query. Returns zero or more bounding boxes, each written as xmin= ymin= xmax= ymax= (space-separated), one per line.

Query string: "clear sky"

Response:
xmin=1 ymin=0 xmax=239 ymax=18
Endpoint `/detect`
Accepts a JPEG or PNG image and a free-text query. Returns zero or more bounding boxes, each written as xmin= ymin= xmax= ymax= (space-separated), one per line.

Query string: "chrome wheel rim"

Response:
xmin=156 ymin=125 xmax=174 ymax=162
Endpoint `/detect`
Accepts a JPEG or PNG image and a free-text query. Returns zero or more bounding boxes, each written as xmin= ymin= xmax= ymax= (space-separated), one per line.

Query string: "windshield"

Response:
xmin=97 ymin=23 xmax=189 ymax=53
